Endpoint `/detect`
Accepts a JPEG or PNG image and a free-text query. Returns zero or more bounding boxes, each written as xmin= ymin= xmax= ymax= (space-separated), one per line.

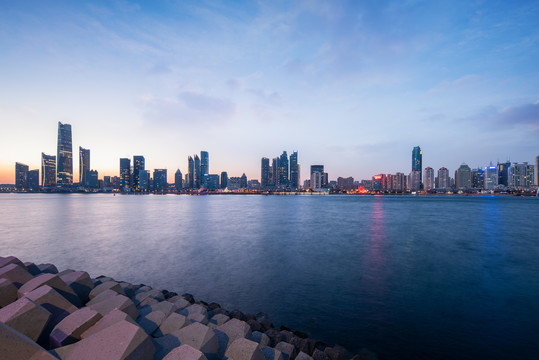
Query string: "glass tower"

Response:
xmin=119 ymin=158 xmax=131 ymax=190
xmin=41 ymin=153 xmax=56 ymax=188
xmin=79 ymin=147 xmax=90 ymax=186
xmin=194 ymin=155 xmax=201 ymax=188
xmin=133 ymin=155 xmax=145 ymax=192
xmin=200 ymin=151 xmax=209 ymax=176
xmin=261 ymin=157 xmax=270 ymax=189
xmin=289 ymin=151 xmax=299 ymax=189
xmin=15 ymin=162 xmax=29 ymax=190
xmin=412 ymin=146 xmax=422 ymax=186
xmin=57 ymin=122 xmax=73 ymax=186
xmin=188 ymin=156 xmax=194 ymax=189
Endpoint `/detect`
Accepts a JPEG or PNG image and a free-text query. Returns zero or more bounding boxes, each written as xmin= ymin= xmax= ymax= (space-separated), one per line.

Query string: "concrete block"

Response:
xmin=210 ymin=313 xmax=230 ymax=326
xmin=80 ymin=308 xmax=137 ymax=339
xmin=87 ymin=293 xmax=138 ymax=320
xmin=23 ymin=262 xmax=41 ymax=276
xmin=168 ymin=295 xmax=190 ymax=309
xmin=152 ymin=334 xmax=182 ymax=359
xmin=139 ymin=296 xmax=161 ymax=307
xmin=0 ymin=297 xmax=51 ymax=341
xmin=18 ymin=273 xmax=82 ymax=307
xmin=52 ymin=319 xmax=155 ymax=360
xmin=251 ymin=331 xmax=270 ymax=347
xmin=49 ymin=307 xmax=102 ymax=348
xmin=57 ymin=269 xmax=75 ymax=277
xmin=134 ymin=289 xmax=165 ymax=305
xmin=137 ymin=310 xmax=167 ymax=335
xmin=261 ymin=347 xmax=285 ymax=360
xmin=0 ymin=322 xmax=57 ymax=360
xmin=24 ymin=285 xmax=78 ymax=324
xmin=323 ymin=347 xmax=343 ymax=360
xmin=60 ymin=271 xmax=94 ymax=304
xmin=88 ymin=280 xmax=125 ymax=300
xmin=139 ymin=300 xmax=177 ymax=317
xmin=119 ymin=281 xmax=137 ymax=298
xmin=225 ymin=338 xmax=265 ymax=360
xmin=275 ymin=342 xmax=297 ymax=360
xmin=37 ymin=263 xmax=58 ymax=274
xmin=312 ymin=349 xmax=331 ymax=360
xmin=153 ymin=312 xmax=188 ymax=337
xmin=0 ymin=263 xmax=34 ymax=288
xmin=217 ymin=318 xmax=252 ymax=345
xmin=134 ymin=285 xmax=152 ymax=294
xmin=186 ymin=303 xmax=208 ymax=316
xmin=0 ymin=278 xmax=18 ymax=307
xmin=188 ymin=311 xmax=209 ymax=325
xmin=163 ymin=344 xmax=208 ymax=360
xmin=296 ymin=352 xmax=314 ymax=360
xmin=0 ymin=256 xmax=26 ymax=269
xmin=86 ymin=289 xmax=119 ymax=306
xmin=172 ymin=322 xmax=218 ymax=356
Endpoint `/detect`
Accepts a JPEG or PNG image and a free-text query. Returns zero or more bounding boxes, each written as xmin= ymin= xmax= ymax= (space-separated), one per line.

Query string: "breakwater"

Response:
xmin=0 ymin=255 xmax=375 ymax=360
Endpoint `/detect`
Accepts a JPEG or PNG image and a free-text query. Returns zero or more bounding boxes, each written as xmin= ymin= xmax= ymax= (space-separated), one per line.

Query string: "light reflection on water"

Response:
xmin=1 ymin=194 xmax=538 ymax=360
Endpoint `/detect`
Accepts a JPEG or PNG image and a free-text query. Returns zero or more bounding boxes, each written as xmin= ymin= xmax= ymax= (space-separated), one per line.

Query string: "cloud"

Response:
xmin=428 ymin=74 xmax=480 ymax=94
xmin=247 ymin=88 xmax=282 ymax=105
xmin=491 ymin=102 xmax=539 ymax=128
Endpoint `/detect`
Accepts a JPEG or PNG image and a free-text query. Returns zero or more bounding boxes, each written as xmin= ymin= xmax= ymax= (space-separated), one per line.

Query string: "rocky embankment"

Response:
xmin=0 ymin=255 xmax=376 ymax=360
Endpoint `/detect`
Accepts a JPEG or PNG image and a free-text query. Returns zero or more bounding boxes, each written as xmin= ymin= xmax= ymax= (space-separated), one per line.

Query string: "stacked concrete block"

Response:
xmin=0 ymin=278 xmax=18 ymax=307
xmin=18 ymin=273 xmax=82 ymax=307
xmin=0 ymin=263 xmax=34 ymax=288
xmin=0 ymin=322 xmax=57 ymax=360
xmin=88 ymin=280 xmax=126 ymax=299
xmin=60 ymin=271 xmax=94 ymax=303
xmin=0 ymin=297 xmax=51 ymax=341
xmin=49 ymin=307 xmax=103 ymax=347
xmin=225 ymin=338 xmax=266 ymax=360
xmin=87 ymin=293 xmax=138 ymax=320
xmin=163 ymin=344 xmax=208 ymax=360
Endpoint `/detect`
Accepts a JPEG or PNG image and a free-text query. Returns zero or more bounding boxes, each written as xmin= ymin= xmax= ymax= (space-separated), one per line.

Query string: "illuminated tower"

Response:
xmin=57 ymin=122 xmax=73 ymax=186
xmin=133 ymin=155 xmax=145 ymax=192
xmin=412 ymin=146 xmax=422 ymax=187
xmin=290 ymin=151 xmax=299 ymax=189
xmin=200 ymin=151 xmax=209 ymax=176
xmin=79 ymin=147 xmax=90 ymax=186
xmin=42 ymin=153 xmax=56 ymax=188
xmin=119 ymin=158 xmax=131 ymax=190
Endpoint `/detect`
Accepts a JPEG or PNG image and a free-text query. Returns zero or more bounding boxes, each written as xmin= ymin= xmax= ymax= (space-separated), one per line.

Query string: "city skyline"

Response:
xmin=1 ymin=1 xmax=539 ymax=183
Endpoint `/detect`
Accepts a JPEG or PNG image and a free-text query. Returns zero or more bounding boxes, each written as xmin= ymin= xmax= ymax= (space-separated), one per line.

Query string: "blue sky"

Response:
xmin=1 ymin=0 xmax=538 ymax=183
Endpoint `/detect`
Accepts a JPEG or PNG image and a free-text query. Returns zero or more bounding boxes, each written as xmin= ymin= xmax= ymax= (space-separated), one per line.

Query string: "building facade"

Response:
xmin=153 ymin=169 xmax=168 ymax=192
xmin=200 ymin=151 xmax=209 ymax=177
xmin=455 ymin=163 xmax=472 ymax=189
xmin=133 ymin=156 xmax=145 ymax=192
xmin=412 ymin=146 xmax=422 ymax=188
xmin=175 ymin=169 xmax=183 ymax=191
xmin=436 ymin=167 xmax=449 ymax=189
xmin=119 ymin=158 xmax=131 ymax=190
xmin=261 ymin=157 xmax=270 ymax=189
xmin=41 ymin=153 xmax=56 ymax=188
xmin=79 ymin=147 xmax=90 ymax=186
xmin=289 ymin=151 xmax=299 ymax=189
xmin=15 ymin=162 xmax=29 ymax=190
xmin=424 ymin=167 xmax=435 ymax=190
xmin=57 ymin=122 xmax=73 ymax=186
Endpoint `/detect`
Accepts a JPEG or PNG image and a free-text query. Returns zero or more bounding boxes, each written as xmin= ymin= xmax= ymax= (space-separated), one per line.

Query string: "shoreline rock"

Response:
xmin=0 ymin=255 xmax=377 ymax=360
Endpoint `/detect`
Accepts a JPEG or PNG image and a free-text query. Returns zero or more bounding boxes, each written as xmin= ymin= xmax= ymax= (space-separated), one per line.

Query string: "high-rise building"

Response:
xmin=271 ymin=157 xmax=279 ymax=187
xmin=412 ymin=146 xmax=422 ymax=187
xmin=437 ymin=167 xmax=449 ymax=189
xmin=497 ymin=161 xmax=511 ymax=187
xmin=394 ymin=172 xmax=406 ymax=192
xmin=484 ymin=165 xmax=497 ymax=190
xmin=455 ymin=163 xmax=472 ymax=189
xmin=409 ymin=170 xmax=421 ymax=191
xmin=261 ymin=157 xmax=270 ymax=189
xmin=278 ymin=151 xmax=289 ymax=187
xmin=200 ymin=151 xmax=209 ymax=176
xmin=203 ymin=174 xmax=220 ymax=190
xmin=289 ymin=151 xmax=299 ymax=189
xmin=510 ymin=162 xmax=534 ymax=189
xmin=85 ymin=170 xmax=98 ymax=188
xmin=28 ymin=169 xmax=39 ymax=191
xmin=79 ymin=147 xmax=90 ymax=186
xmin=175 ymin=169 xmax=183 ymax=191
xmin=57 ymin=122 xmax=73 ymax=186
xmin=153 ymin=169 xmax=168 ymax=192
xmin=119 ymin=158 xmax=131 ymax=190
xmin=188 ymin=156 xmax=194 ymax=189
xmin=424 ymin=167 xmax=435 ymax=190
xmin=535 ymin=156 xmax=539 ymax=186
xmin=240 ymin=173 xmax=248 ymax=189
xmin=471 ymin=168 xmax=485 ymax=189
xmin=372 ymin=174 xmax=386 ymax=191
xmin=139 ymin=170 xmax=150 ymax=191
xmin=194 ymin=155 xmax=201 ymax=189
xmin=337 ymin=177 xmax=354 ymax=191
xmin=41 ymin=153 xmax=56 ymax=188
xmin=220 ymin=171 xmax=228 ymax=189
xmin=310 ymin=165 xmax=324 ymax=190
xmin=133 ymin=156 xmax=145 ymax=192
xmin=15 ymin=163 xmax=29 ymax=191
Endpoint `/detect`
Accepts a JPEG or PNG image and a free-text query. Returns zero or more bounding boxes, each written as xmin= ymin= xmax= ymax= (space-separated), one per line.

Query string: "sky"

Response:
xmin=1 ymin=0 xmax=538 ymax=184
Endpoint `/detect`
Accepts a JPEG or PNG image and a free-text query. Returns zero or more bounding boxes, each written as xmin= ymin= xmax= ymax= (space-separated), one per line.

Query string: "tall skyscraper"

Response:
xmin=200 ymin=151 xmax=209 ymax=176
xmin=409 ymin=170 xmax=421 ymax=191
xmin=261 ymin=157 xmax=270 ymax=189
xmin=194 ymin=154 xmax=201 ymax=188
xmin=310 ymin=165 xmax=324 ymax=190
xmin=220 ymin=171 xmax=228 ymax=189
xmin=289 ymin=151 xmax=299 ymax=189
xmin=437 ymin=167 xmax=449 ymax=189
xmin=153 ymin=169 xmax=168 ymax=192
xmin=271 ymin=157 xmax=279 ymax=187
xmin=510 ymin=162 xmax=534 ymax=189
xmin=535 ymin=156 xmax=539 ymax=186
xmin=41 ymin=153 xmax=56 ymax=188
xmin=79 ymin=147 xmax=90 ymax=186
xmin=119 ymin=158 xmax=131 ymax=190
xmin=455 ymin=163 xmax=472 ymax=189
xmin=412 ymin=146 xmax=422 ymax=187
xmin=424 ymin=167 xmax=435 ymax=190
xmin=188 ymin=156 xmax=194 ymax=188
xmin=484 ymin=165 xmax=498 ymax=190
xmin=471 ymin=168 xmax=485 ymax=189
xmin=15 ymin=162 xmax=29 ymax=190
xmin=175 ymin=169 xmax=183 ymax=191
xmin=497 ymin=161 xmax=511 ymax=187
xmin=57 ymin=122 xmax=73 ymax=186
xmin=278 ymin=151 xmax=289 ymax=187
xmin=133 ymin=155 xmax=145 ymax=192
xmin=139 ymin=170 xmax=150 ymax=191
xmin=28 ymin=169 xmax=39 ymax=191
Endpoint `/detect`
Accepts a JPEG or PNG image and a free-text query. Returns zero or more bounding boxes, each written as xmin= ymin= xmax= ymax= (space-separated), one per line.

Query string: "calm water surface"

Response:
xmin=1 ymin=194 xmax=538 ymax=359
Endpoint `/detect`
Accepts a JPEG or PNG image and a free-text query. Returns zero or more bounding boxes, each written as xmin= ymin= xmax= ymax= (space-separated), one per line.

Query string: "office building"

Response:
xmin=261 ymin=157 xmax=270 ymax=189
xmin=497 ymin=161 xmax=511 ymax=187
xmin=79 ymin=147 xmax=90 ymax=186
xmin=188 ymin=156 xmax=194 ymax=189
xmin=310 ymin=165 xmax=324 ymax=190
xmin=42 ymin=153 xmax=56 ymax=188
xmin=510 ymin=162 xmax=534 ymax=189
xmin=484 ymin=165 xmax=497 ymax=190
xmin=175 ymin=169 xmax=183 ymax=191
xmin=394 ymin=172 xmax=406 ymax=192
xmin=240 ymin=173 xmax=248 ymax=189
xmin=15 ymin=163 xmax=29 ymax=191
xmin=471 ymin=168 xmax=485 ymax=189
xmin=119 ymin=158 xmax=131 ymax=190
xmin=372 ymin=174 xmax=386 ymax=191
xmin=271 ymin=157 xmax=279 ymax=187
xmin=85 ymin=170 xmax=98 ymax=188
xmin=535 ymin=156 xmax=539 ymax=186
xmin=194 ymin=155 xmax=201 ymax=188
xmin=248 ymin=179 xmax=260 ymax=189
xmin=455 ymin=163 xmax=472 ymax=189
xmin=57 ymin=122 xmax=73 ymax=186
xmin=290 ymin=151 xmax=299 ymax=189
xmin=412 ymin=146 xmax=422 ymax=187
xmin=133 ymin=156 xmax=145 ymax=192
xmin=200 ymin=151 xmax=209 ymax=176
xmin=278 ymin=151 xmax=289 ymax=187
xmin=28 ymin=169 xmax=39 ymax=191
xmin=337 ymin=177 xmax=354 ymax=191
xmin=220 ymin=171 xmax=228 ymax=189
xmin=153 ymin=169 xmax=168 ymax=192
xmin=203 ymin=174 xmax=219 ymax=190
xmin=139 ymin=170 xmax=150 ymax=191
xmin=424 ymin=167 xmax=435 ymax=190
xmin=409 ymin=170 xmax=421 ymax=191
xmin=437 ymin=167 xmax=450 ymax=189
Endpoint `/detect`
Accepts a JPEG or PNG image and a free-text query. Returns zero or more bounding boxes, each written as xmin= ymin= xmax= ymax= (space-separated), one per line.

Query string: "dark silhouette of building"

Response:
xmin=188 ymin=156 xmax=194 ymax=189
xmin=220 ymin=171 xmax=228 ymax=189
xmin=175 ymin=169 xmax=183 ymax=191
xmin=79 ymin=147 xmax=90 ymax=186
xmin=261 ymin=157 xmax=270 ymax=189
xmin=278 ymin=151 xmax=289 ymax=187
xmin=153 ymin=169 xmax=168 ymax=192
xmin=119 ymin=158 xmax=131 ymax=190
xmin=133 ymin=156 xmax=145 ymax=192
xmin=15 ymin=162 xmax=29 ymax=190
xmin=194 ymin=155 xmax=201 ymax=188
xmin=289 ymin=151 xmax=299 ymax=189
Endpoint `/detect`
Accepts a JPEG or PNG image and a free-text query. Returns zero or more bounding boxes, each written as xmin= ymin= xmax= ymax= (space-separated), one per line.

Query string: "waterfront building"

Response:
xmin=85 ymin=170 xmax=98 ymax=188
xmin=536 ymin=156 xmax=539 ymax=186
xmin=455 ymin=163 xmax=472 ymax=189
xmin=289 ymin=151 xmax=299 ymax=189
xmin=200 ymin=151 xmax=209 ymax=176
xmin=119 ymin=158 xmax=131 ymax=190
xmin=261 ymin=157 xmax=270 ymax=189
xmin=133 ymin=156 xmax=145 ymax=192
xmin=153 ymin=169 xmax=168 ymax=192
xmin=497 ymin=161 xmax=511 ymax=187
xmin=360 ymin=179 xmax=373 ymax=190
xmin=41 ymin=153 xmax=56 ymax=188
xmin=194 ymin=155 xmax=201 ymax=189
xmin=227 ymin=177 xmax=241 ymax=190
xmin=248 ymin=179 xmax=260 ymax=189
xmin=79 ymin=147 xmax=90 ymax=186
xmin=311 ymin=165 xmax=324 ymax=190
xmin=471 ymin=168 xmax=485 ymax=189
xmin=103 ymin=176 xmax=111 ymax=188
xmin=188 ymin=156 xmax=194 ymax=189
xmin=337 ymin=177 xmax=354 ymax=191
xmin=57 ymin=122 xmax=73 ymax=186
xmin=510 ymin=162 xmax=534 ymax=189
xmin=436 ymin=167 xmax=450 ymax=189
xmin=372 ymin=174 xmax=386 ymax=191
xmin=175 ymin=169 xmax=183 ymax=191
xmin=484 ymin=165 xmax=498 ymax=190
xmin=220 ymin=171 xmax=228 ymax=189
xmin=28 ymin=169 xmax=39 ymax=191
xmin=409 ymin=170 xmax=421 ymax=191
xmin=412 ymin=146 xmax=422 ymax=188
xmin=111 ymin=176 xmax=120 ymax=189
xmin=278 ymin=151 xmax=289 ymax=188
xmin=15 ymin=162 xmax=29 ymax=191
xmin=203 ymin=174 xmax=220 ymax=190
xmin=272 ymin=157 xmax=279 ymax=187
xmin=424 ymin=167 xmax=435 ymax=190
xmin=240 ymin=173 xmax=248 ymax=189
xmin=303 ymin=179 xmax=311 ymax=189
xmin=139 ymin=170 xmax=150 ymax=191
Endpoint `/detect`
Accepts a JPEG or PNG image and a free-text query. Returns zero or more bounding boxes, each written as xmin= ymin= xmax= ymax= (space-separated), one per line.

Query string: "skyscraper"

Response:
xmin=220 ymin=171 xmax=228 ymax=189
xmin=437 ymin=167 xmax=449 ymax=189
xmin=310 ymin=165 xmax=324 ymax=190
xmin=15 ymin=162 xmax=29 ymax=191
xmin=194 ymin=154 xmax=201 ymax=189
xmin=41 ymin=153 xmax=56 ymax=188
xmin=412 ymin=146 xmax=422 ymax=188
xmin=119 ymin=158 xmax=131 ymax=190
xmin=28 ymin=169 xmax=39 ymax=191
xmin=261 ymin=157 xmax=270 ymax=189
xmin=153 ymin=169 xmax=168 ymax=192
xmin=424 ymin=167 xmax=435 ymax=190
xmin=455 ymin=163 xmax=472 ymax=189
xmin=289 ymin=151 xmax=299 ymax=189
xmin=535 ymin=156 xmax=539 ymax=186
xmin=271 ymin=157 xmax=279 ymax=187
xmin=188 ymin=156 xmax=194 ymax=189
xmin=200 ymin=151 xmax=209 ymax=176
xmin=57 ymin=122 xmax=73 ymax=186
xmin=471 ymin=168 xmax=485 ymax=189
xmin=139 ymin=170 xmax=150 ymax=191
xmin=497 ymin=161 xmax=511 ymax=187
xmin=175 ymin=169 xmax=183 ymax=191
xmin=133 ymin=155 xmax=145 ymax=192
xmin=510 ymin=162 xmax=534 ymax=189
xmin=278 ymin=151 xmax=289 ymax=187
xmin=79 ymin=147 xmax=90 ymax=186
xmin=484 ymin=165 xmax=497 ymax=190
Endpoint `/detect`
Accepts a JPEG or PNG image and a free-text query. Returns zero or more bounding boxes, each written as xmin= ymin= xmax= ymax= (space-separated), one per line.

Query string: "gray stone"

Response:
xmin=86 ymin=289 xmax=119 ymax=306
xmin=163 ymin=344 xmax=208 ymax=360
xmin=0 ymin=256 xmax=26 ymax=269
xmin=171 ymin=322 xmax=218 ymax=356
xmin=0 ymin=297 xmax=51 ymax=341
xmin=139 ymin=300 xmax=178 ymax=317
xmin=168 ymin=295 xmax=190 ymax=309
xmin=280 ymin=330 xmax=294 ymax=343
xmin=119 ymin=281 xmax=137 ymax=298
xmin=188 ymin=311 xmax=209 ymax=325
xmin=134 ymin=289 xmax=165 ymax=305
xmin=296 ymin=352 xmax=314 ymax=360
xmin=60 ymin=271 xmax=94 ymax=304
xmin=290 ymin=337 xmax=315 ymax=356
xmin=323 ymin=347 xmax=343 ymax=360
xmin=88 ymin=280 xmax=125 ymax=300
xmin=18 ymin=273 xmax=82 ymax=307
xmin=52 ymin=319 xmax=155 ymax=360
xmin=153 ymin=312 xmax=188 ymax=337
xmin=49 ymin=307 xmax=103 ymax=348
xmin=80 ymin=308 xmax=137 ymax=339
xmin=225 ymin=338 xmax=265 ymax=360
xmin=37 ymin=263 xmax=58 ymax=274
xmin=0 ymin=321 xmax=57 ymax=360
xmin=210 ymin=313 xmax=230 ymax=326
xmin=0 ymin=278 xmax=18 ymax=307
xmin=152 ymin=334 xmax=182 ymax=359
xmin=24 ymin=285 xmax=78 ymax=325
xmin=275 ymin=342 xmax=297 ymax=360
xmin=0 ymin=263 xmax=34 ymax=288
xmin=139 ymin=296 xmax=161 ymax=307
xmin=186 ymin=303 xmax=208 ymax=316
xmin=251 ymin=331 xmax=270 ymax=347
xmin=87 ymin=293 xmax=138 ymax=320
xmin=137 ymin=310 xmax=167 ymax=335
xmin=261 ymin=346 xmax=285 ymax=360
xmin=23 ymin=262 xmax=41 ymax=276
xmin=217 ymin=318 xmax=252 ymax=345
